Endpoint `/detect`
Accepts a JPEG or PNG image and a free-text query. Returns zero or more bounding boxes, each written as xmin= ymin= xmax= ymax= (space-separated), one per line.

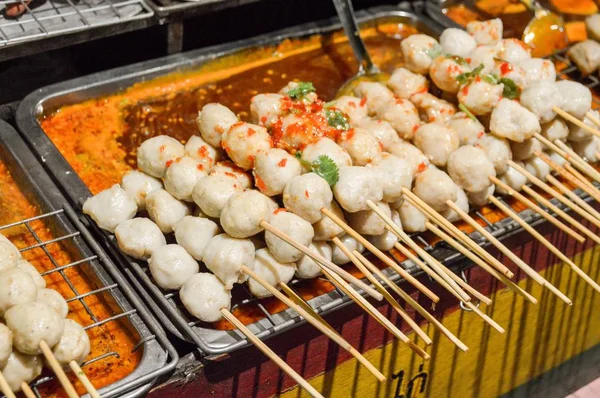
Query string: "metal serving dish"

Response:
xmin=0 ymin=119 xmax=178 ymax=397
xmin=15 ymin=5 xmax=593 ymax=356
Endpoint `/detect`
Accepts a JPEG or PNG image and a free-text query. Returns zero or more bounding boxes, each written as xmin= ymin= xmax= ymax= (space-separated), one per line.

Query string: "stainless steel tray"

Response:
xmin=0 ymin=119 xmax=178 ymax=397
xmin=15 ymin=5 xmax=594 ymax=356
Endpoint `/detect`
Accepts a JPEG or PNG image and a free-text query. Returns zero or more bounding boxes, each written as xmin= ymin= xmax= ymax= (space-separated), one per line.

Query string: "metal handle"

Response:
xmin=332 ymin=0 xmax=379 ymax=75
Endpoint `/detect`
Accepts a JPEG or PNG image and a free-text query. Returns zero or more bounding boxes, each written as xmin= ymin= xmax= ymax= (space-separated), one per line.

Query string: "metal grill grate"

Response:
xmin=0 ymin=0 xmax=153 ymax=47
xmin=0 ymin=208 xmax=163 ymax=397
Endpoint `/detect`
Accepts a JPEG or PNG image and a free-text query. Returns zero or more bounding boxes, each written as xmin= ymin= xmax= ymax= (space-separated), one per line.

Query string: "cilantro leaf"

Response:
xmin=481 ymin=73 xmax=499 ymax=84
xmin=287 ymin=82 xmax=316 ymax=100
xmin=427 ymin=43 xmax=443 ymax=59
xmin=455 ymin=64 xmax=484 ymax=86
xmin=294 ymin=151 xmax=302 ymax=159
xmin=325 ymin=109 xmax=350 ymax=131
xmin=500 ymin=78 xmax=521 ymax=99
xmin=312 ymin=155 xmax=339 ymax=186
xmin=458 ymin=104 xmax=477 ymax=122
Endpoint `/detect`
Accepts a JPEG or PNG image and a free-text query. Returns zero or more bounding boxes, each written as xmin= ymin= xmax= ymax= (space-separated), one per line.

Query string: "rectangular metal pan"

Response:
xmin=0 ymin=118 xmax=178 ymax=397
xmin=15 ymin=5 xmax=593 ymax=356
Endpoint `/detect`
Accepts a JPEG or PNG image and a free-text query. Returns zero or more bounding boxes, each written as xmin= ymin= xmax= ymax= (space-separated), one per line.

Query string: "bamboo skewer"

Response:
xmin=259 ymin=220 xmax=382 ymax=301
xmin=240 ymin=266 xmax=386 ymax=381
xmin=69 ymin=361 xmax=100 ymax=398
xmin=20 ymin=383 xmax=36 ymax=398
xmin=547 ymin=174 xmax=600 ymax=223
xmin=40 ymin=340 xmax=79 ymax=398
xmin=554 ymin=107 xmax=600 ymax=139
xmin=220 ymin=308 xmax=324 ymax=398
xmin=444 ymin=200 xmax=572 ymax=304
xmin=321 ymin=267 xmax=431 ymax=360
xmin=320 ymin=207 xmax=440 ymax=303
xmin=330 ymin=237 xmax=432 ymax=345
xmin=356 ymin=253 xmax=469 ymax=352
xmin=491 ymin=177 xmax=586 ymax=243
xmin=564 ymin=163 xmax=599 ymax=193
xmin=401 ymin=188 xmax=515 ymax=278
xmin=489 ymin=197 xmax=600 ymax=294
xmin=365 ymin=200 xmax=471 ymax=302
xmin=0 ymin=372 xmax=15 ymax=398
xmin=586 ymin=110 xmax=600 ymax=130
xmin=425 ymin=222 xmax=538 ymax=304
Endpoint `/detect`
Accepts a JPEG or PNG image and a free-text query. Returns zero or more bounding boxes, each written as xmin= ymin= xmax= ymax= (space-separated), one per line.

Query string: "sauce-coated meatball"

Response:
xmin=137 ymin=136 xmax=185 ymax=178
xmin=82 ymin=184 xmax=137 ymax=233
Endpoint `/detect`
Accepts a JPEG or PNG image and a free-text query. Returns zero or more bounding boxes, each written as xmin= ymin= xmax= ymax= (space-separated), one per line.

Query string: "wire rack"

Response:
xmin=0 ymin=0 xmax=153 ymax=47
xmin=0 ymin=206 xmax=174 ymax=397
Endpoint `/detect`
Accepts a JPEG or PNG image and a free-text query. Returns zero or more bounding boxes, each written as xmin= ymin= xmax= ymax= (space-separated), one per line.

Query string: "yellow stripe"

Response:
xmin=282 ymin=245 xmax=600 ymax=398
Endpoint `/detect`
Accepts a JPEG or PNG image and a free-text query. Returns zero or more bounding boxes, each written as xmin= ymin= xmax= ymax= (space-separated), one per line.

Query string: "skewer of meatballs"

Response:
xmin=0 ymin=233 xmax=96 ymax=398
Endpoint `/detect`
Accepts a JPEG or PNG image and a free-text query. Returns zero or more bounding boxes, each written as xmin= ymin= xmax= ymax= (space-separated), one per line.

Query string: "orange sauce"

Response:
xmin=0 ymin=159 xmax=141 ymax=396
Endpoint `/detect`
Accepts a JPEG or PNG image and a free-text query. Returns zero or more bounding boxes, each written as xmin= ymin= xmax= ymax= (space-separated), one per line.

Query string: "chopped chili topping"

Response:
xmin=500 ymin=62 xmax=512 ymax=76
xmin=165 ymin=159 xmax=174 ymax=167
xmin=214 ymin=125 xmax=225 ymax=134
xmin=277 ymin=158 xmax=287 ymax=167
xmin=224 ymin=171 xmax=236 ymax=178
xmin=247 ymin=128 xmax=256 ymax=137
xmin=417 ymin=162 xmax=427 ymax=172
xmin=197 ymin=164 xmax=205 ymax=170
xmin=477 ymin=131 xmax=485 ymax=139
xmin=260 ymin=116 xmax=267 ymax=125
xmin=304 ymin=189 xmax=310 ymax=198
xmin=255 ymin=175 xmax=267 ymax=192
xmin=159 ymin=145 xmax=166 ymax=152
xmin=274 ymin=208 xmax=286 ymax=214
xmin=360 ymin=97 xmax=367 ymax=107
xmin=461 ymin=85 xmax=469 ymax=96
xmin=197 ymin=146 xmax=209 ymax=158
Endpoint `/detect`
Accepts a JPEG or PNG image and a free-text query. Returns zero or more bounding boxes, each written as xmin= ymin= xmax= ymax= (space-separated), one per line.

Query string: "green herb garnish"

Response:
xmin=297 ymin=155 xmax=340 ymax=186
xmin=287 ymin=82 xmax=316 ymax=100
xmin=456 ymin=64 xmax=484 ymax=86
xmin=446 ymin=55 xmax=469 ymax=66
xmin=325 ymin=109 xmax=350 ymax=131
xmin=458 ymin=103 xmax=477 ymax=122
xmin=427 ymin=43 xmax=443 ymax=59
xmin=481 ymin=73 xmax=499 ymax=85
xmin=294 ymin=151 xmax=302 ymax=159
xmin=500 ymin=78 xmax=521 ymax=99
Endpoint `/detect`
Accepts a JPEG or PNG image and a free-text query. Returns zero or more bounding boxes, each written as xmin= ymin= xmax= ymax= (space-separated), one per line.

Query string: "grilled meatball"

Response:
xmin=414 ymin=123 xmax=459 ymax=167
xmin=248 ymin=248 xmax=296 ymax=299
xmin=519 ymin=58 xmax=556 ymax=88
xmin=447 ymin=145 xmax=496 ymax=193
xmin=51 ymin=319 xmax=90 ymax=366
xmin=353 ymin=82 xmax=395 ymax=115
xmin=555 ymin=81 xmax=592 ymax=120
xmin=146 ymin=189 xmax=191 ymax=234
xmin=250 ymin=93 xmax=285 ymax=128
xmin=1 ymin=351 xmax=42 ymax=392
xmin=388 ymin=140 xmax=429 ymax=175
xmin=0 ymin=268 xmax=38 ymax=316
xmin=283 ymin=173 xmax=333 ymax=223
xmin=369 ymin=153 xmax=413 ymax=203
xmin=586 ymin=14 xmax=600 ymax=41
xmin=265 ymin=210 xmax=314 ymax=263
xmin=541 ymin=118 xmax=569 ymax=142
xmin=203 ymin=234 xmax=255 ymax=289
xmin=347 ymin=201 xmax=391 ymax=236
xmin=148 ymin=244 xmax=199 ymax=290
xmin=0 ymin=323 xmax=11 ymax=368
xmin=467 ymin=18 xmax=503 ymax=45
xmin=354 ymin=119 xmax=398 ymax=151
xmin=209 ymin=161 xmax=253 ymax=190
xmin=387 ymin=67 xmax=429 ymax=99
xmin=6 ymin=302 xmax=64 ymax=355
xmin=332 ymin=96 xmax=368 ymax=124
xmin=430 ymin=55 xmax=471 ymax=94
xmin=333 ymin=167 xmax=383 ymax=213
xmin=549 ymin=151 xmax=568 ymax=167
xmin=474 ymin=134 xmax=512 ymax=175
xmin=331 ymin=234 xmax=365 ymax=265
xmin=511 ymin=138 xmax=542 ymax=161
xmin=173 ymin=216 xmax=219 ymax=261
xmin=495 ymin=162 xmax=527 ymax=194
xmin=457 ymin=79 xmax=503 ymax=116
xmin=401 ymin=34 xmax=440 ymax=75
xmin=82 ymin=184 xmax=137 ymax=233
xmin=524 ymin=156 xmax=551 ymax=180
xmin=568 ymin=109 xmax=599 ymax=142
xmin=192 ymin=175 xmax=243 ymax=218
xmin=301 ymin=138 xmax=352 ymax=170
xmin=137 ymin=136 xmax=185 ymax=178
xmin=295 ymin=242 xmax=332 ymax=279
xmin=492 ymin=62 xmax=527 ymax=90
xmin=520 ymin=81 xmax=561 ymax=123
xmin=338 ymin=128 xmax=382 ymax=166
xmin=567 ymin=40 xmax=600 ymax=76
xmin=184 ymin=135 xmax=222 ymax=171
xmin=467 ymin=184 xmax=495 ymax=207
xmin=467 ymin=45 xmax=497 ymax=74
xmin=397 ymin=199 xmax=427 ymax=233
xmin=180 ymin=273 xmax=231 ymax=323
xmin=121 ymin=170 xmax=162 ymax=211
xmin=367 ymin=210 xmax=401 ymax=251
xmin=37 ymin=288 xmax=68 ymax=318
xmin=490 ymin=98 xmax=540 ymax=143
xmin=448 ymin=112 xmax=486 ymax=146
xmin=0 ymin=241 xmax=18 ymax=272
xmin=443 ymin=186 xmax=469 ymax=223
xmin=413 ymin=168 xmax=458 ymax=212
xmin=15 ymin=261 xmax=44 ymax=289
xmin=440 ymin=28 xmax=477 ymax=57
xmin=313 ymin=201 xmax=346 ymax=241
xmin=496 ymin=39 xmax=531 ymax=64
xmin=410 ymin=92 xmax=457 ymax=124
xmin=222 ymin=122 xmax=272 ymax=170
xmin=115 ymin=218 xmax=166 ymax=260
xmin=197 ymin=103 xmax=238 ymax=147
xmin=164 ymin=157 xmax=207 ymax=202
xmin=376 ymin=98 xmax=421 ymax=140
xmin=571 ymin=137 xmax=600 ymax=162
xmin=220 ymin=191 xmax=273 ymax=238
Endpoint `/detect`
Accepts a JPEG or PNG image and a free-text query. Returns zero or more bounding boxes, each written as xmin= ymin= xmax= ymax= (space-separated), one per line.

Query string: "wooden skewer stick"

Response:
xmin=320 ymin=207 xmax=440 ymax=303
xmin=240 ymin=266 xmax=386 ymax=381
xmin=259 ymin=220 xmax=382 ymax=301
xmin=491 ymin=177 xmax=586 ymax=243
xmin=20 ymin=383 xmax=36 ymax=398
xmin=444 ymin=200 xmax=572 ymax=305
xmin=330 ymin=237 xmax=432 ymax=345
xmin=521 ymin=185 xmax=600 ymax=246
xmin=321 ymin=267 xmax=431 ymax=360
xmin=425 ymin=222 xmax=538 ymax=304
xmin=489 ymin=196 xmax=600 ymax=294
xmin=365 ymin=200 xmax=471 ymax=302
xmin=564 ymin=163 xmax=600 ymax=193
xmin=40 ymin=340 xmax=79 ymax=398
xmin=69 ymin=361 xmax=100 ymax=398
xmin=356 ymin=253 xmax=469 ymax=351
xmin=0 ymin=371 xmax=16 ymax=398
xmin=221 ymin=308 xmax=324 ymax=398
xmin=554 ymin=106 xmax=600 ymax=139
xmin=401 ymin=188 xmax=515 ymax=278
xmin=547 ymin=174 xmax=600 ymax=224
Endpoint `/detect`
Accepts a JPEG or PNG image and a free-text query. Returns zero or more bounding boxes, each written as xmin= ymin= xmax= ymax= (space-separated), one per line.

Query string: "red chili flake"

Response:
xmin=475 ymin=76 xmax=481 ymax=83
xmin=274 ymin=208 xmax=286 ymax=215
xmin=165 ymin=159 xmax=174 ymax=167
xmin=378 ymin=141 xmax=384 ymax=151
xmin=465 ymin=58 xmax=472 ymax=63
xmin=348 ymin=101 xmax=356 ymax=108
xmin=260 ymin=116 xmax=267 ymax=125
xmin=447 ymin=64 xmax=460 ymax=74
xmin=277 ymin=158 xmax=287 ymax=167
xmin=247 ymin=128 xmax=256 ymax=137
xmin=304 ymin=190 xmax=310 ymax=199
xmin=197 ymin=164 xmax=205 ymax=171
xmin=360 ymin=97 xmax=367 ymax=107
xmin=461 ymin=85 xmax=469 ymax=96
xmin=255 ymin=175 xmax=267 ymax=192
xmin=477 ymin=131 xmax=484 ymax=139
xmin=500 ymin=63 xmax=512 ymax=76
xmin=417 ymin=162 xmax=427 ymax=173
xmin=247 ymin=155 xmax=255 ymax=165
xmin=215 ymin=125 xmax=225 ymax=134
xmin=159 ymin=145 xmax=166 ymax=153
xmin=197 ymin=146 xmax=209 ymax=158
xmin=224 ymin=172 xmax=236 ymax=178
xmin=412 ymin=124 xmax=420 ymax=133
